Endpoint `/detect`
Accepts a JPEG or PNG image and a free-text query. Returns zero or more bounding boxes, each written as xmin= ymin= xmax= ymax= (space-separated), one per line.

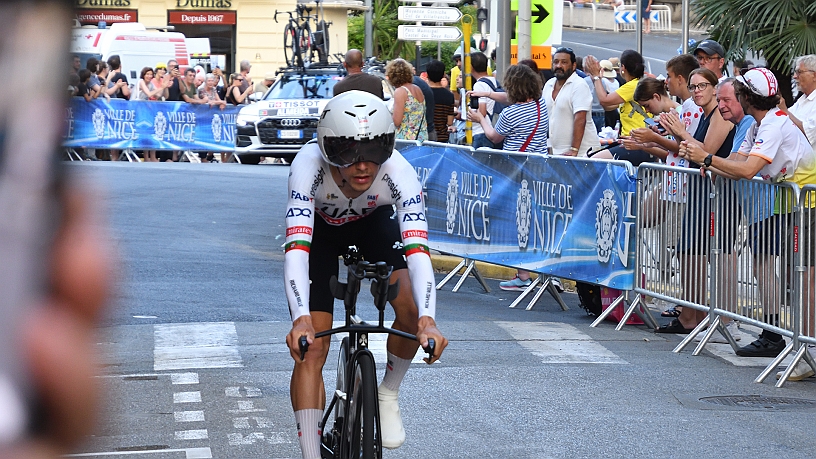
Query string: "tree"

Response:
xmin=692 ymin=0 xmax=816 ymax=104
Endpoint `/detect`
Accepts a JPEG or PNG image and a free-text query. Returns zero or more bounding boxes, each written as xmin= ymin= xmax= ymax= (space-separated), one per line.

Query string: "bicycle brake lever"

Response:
xmin=423 ymin=338 xmax=435 ymax=363
xmin=299 ymin=336 xmax=309 ymax=362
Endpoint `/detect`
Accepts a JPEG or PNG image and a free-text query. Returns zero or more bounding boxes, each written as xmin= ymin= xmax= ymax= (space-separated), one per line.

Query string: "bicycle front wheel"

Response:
xmin=342 ymin=351 xmax=380 ymax=459
xmin=283 ymin=23 xmax=297 ymax=67
xmin=297 ymin=24 xmax=313 ymax=67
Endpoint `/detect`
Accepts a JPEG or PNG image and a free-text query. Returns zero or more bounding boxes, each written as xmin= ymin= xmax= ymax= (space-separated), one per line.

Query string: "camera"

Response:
xmin=469 ymin=95 xmax=480 ymax=110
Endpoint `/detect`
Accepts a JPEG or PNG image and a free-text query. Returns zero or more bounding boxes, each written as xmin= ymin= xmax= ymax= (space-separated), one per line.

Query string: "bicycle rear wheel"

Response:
xmin=283 ymin=23 xmax=297 ymax=67
xmin=297 ymin=23 xmax=313 ymax=67
xmin=342 ymin=351 xmax=380 ymax=459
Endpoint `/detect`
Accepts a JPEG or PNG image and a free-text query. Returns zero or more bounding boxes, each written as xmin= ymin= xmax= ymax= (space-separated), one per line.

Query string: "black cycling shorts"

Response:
xmin=309 ymin=205 xmax=408 ymax=315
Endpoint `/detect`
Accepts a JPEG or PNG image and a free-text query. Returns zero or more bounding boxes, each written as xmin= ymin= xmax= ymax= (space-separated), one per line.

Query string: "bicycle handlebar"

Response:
xmin=299 ymin=327 xmax=436 ymax=362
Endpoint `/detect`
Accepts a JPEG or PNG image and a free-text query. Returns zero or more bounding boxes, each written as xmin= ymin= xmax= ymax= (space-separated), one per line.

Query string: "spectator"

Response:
xmin=694 ymin=39 xmax=726 ymax=80
xmin=599 ymin=59 xmax=620 ymax=128
xmin=469 ymin=52 xmax=500 ymax=149
xmin=449 ymin=51 xmax=462 ymax=92
xmin=180 ymin=68 xmax=206 ymax=105
xmin=585 ymin=50 xmax=651 ymax=165
xmin=67 ymin=72 xmax=79 ymax=97
xmin=641 ymin=0 xmax=653 ymax=34
xmin=106 ymin=55 xmax=130 ymax=100
xmin=85 ymin=58 xmax=100 ymax=98
xmin=165 ymin=59 xmax=182 ymax=102
xmin=781 ymin=54 xmax=816 ymax=151
xmin=543 ymin=47 xmax=599 ymax=157
xmin=212 ymin=66 xmax=228 ymax=99
xmin=412 ymin=72 xmax=436 ymax=141
xmin=237 ymin=59 xmax=252 ymax=101
xmin=385 ymin=58 xmax=427 ymax=142
xmin=76 ymin=69 xmax=92 ymax=102
xmin=92 ymin=61 xmax=113 ymax=101
xmin=733 ymin=59 xmax=755 ymax=77
xmin=426 ymin=59 xmax=455 ymax=143
xmin=467 ymin=64 xmax=548 ymax=153
xmin=134 ymin=67 xmax=169 ymax=162
xmin=621 ymin=77 xmax=678 ymax=161
xmin=654 ymin=68 xmax=736 ymax=335
xmin=152 ymin=62 xmax=168 ymax=100
xmin=198 ymin=73 xmax=227 ymax=109
xmin=226 ymin=72 xmax=253 ymax=106
xmin=333 ymin=49 xmax=384 ymax=99
xmin=70 ymin=54 xmax=80 ymax=75
xmin=680 ymin=69 xmax=815 ymax=377
xmin=255 ymin=72 xmax=276 ymax=94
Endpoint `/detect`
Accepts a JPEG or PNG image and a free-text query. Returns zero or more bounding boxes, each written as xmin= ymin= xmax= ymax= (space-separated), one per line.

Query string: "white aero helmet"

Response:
xmin=317 ymin=90 xmax=396 ymax=167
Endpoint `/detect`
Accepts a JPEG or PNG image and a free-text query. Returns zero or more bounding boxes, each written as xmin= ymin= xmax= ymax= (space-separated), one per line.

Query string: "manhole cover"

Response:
xmin=699 ymin=395 xmax=816 ymax=410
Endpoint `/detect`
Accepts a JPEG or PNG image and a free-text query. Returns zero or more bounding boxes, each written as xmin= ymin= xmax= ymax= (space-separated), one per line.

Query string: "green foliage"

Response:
xmin=693 ymin=0 xmax=816 ymax=72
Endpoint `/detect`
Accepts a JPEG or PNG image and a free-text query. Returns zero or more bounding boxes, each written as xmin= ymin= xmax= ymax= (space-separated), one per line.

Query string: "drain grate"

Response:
xmin=699 ymin=395 xmax=816 ymax=410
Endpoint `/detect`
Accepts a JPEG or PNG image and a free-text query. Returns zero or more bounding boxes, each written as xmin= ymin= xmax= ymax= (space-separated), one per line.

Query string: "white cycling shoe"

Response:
xmin=377 ymin=384 xmax=405 ymax=449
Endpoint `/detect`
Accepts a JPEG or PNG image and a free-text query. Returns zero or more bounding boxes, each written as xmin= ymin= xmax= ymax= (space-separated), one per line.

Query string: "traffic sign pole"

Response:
xmin=463 ymin=15 xmax=472 ymax=146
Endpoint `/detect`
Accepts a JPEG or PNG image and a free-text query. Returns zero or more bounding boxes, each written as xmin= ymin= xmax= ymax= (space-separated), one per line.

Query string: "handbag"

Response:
xmin=519 ymin=100 xmax=541 ymax=152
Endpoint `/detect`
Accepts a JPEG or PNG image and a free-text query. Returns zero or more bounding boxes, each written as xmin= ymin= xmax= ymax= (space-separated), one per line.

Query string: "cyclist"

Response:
xmin=284 ymin=90 xmax=448 ymax=459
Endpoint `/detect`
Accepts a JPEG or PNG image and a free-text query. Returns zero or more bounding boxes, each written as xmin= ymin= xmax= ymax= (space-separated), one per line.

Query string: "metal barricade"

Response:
xmin=614 ymin=4 xmax=672 ymax=33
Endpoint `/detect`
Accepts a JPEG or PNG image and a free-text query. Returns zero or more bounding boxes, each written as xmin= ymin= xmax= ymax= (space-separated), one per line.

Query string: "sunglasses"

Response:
xmin=688 ymin=82 xmax=712 ymax=92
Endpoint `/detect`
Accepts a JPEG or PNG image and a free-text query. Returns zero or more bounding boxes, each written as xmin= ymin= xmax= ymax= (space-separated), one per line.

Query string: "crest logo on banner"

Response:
xmin=212 ymin=114 xmax=222 ymax=143
xmin=445 ymin=171 xmax=458 ymax=234
xmin=516 ymin=180 xmax=532 ymax=249
xmin=92 ymin=108 xmax=105 ymax=139
xmin=595 ymin=189 xmax=618 ymax=263
xmin=153 ymin=112 xmax=167 ymax=140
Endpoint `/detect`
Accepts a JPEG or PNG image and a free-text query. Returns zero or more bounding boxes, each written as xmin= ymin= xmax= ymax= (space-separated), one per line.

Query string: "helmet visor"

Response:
xmin=322 ymin=133 xmax=395 ymax=167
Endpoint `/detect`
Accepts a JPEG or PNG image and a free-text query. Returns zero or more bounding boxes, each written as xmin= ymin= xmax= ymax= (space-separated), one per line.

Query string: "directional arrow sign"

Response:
xmin=397 ymin=25 xmax=463 ymax=41
xmin=398 ymin=6 xmax=462 ymax=23
xmin=532 ymin=3 xmax=549 ymax=24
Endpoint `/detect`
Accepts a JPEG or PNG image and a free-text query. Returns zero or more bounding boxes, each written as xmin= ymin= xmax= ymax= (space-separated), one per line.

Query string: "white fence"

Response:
xmin=562 ymin=2 xmax=672 ymax=33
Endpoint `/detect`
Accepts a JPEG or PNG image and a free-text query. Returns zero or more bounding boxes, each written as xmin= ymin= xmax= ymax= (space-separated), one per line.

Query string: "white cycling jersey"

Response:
xmin=284 ymin=143 xmax=436 ymax=321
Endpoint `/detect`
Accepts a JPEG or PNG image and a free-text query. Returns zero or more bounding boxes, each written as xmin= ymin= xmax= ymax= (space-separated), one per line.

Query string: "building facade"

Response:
xmin=73 ymin=0 xmax=362 ymax=77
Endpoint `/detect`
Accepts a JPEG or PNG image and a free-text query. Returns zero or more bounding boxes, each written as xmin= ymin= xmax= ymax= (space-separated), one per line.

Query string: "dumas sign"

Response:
xmin=168 ymin=11 xmax=237 ymax=25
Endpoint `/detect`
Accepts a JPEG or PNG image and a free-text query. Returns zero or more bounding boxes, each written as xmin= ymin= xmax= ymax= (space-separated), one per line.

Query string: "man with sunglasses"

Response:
xmin=284 ymin=90 xmax=448 ymax=458
xmin=543 ymin=47 xmax=598 ymax=156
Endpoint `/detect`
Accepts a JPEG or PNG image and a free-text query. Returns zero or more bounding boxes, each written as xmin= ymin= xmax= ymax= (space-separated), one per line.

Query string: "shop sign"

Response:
xmin=168 ymin=11 xmax=237 ymax=25
xmin=75 ymin=9 xmax=138 ymax=25
xmin=175 ymin=0 xmax=233 ymax=8
xmin=75 ymin=0 xmax=132 ymax=6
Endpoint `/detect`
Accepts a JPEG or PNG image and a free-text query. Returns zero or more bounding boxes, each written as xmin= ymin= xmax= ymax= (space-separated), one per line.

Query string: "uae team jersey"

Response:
xmin=283 ymin=143 xmax=436 ymax=321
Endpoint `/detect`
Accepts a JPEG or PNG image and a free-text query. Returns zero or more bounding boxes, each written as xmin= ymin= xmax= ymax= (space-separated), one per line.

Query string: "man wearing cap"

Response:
xmin=255 ymin=72 xmax=276 ymax=94
xmin=333 ymin=49 xmax=384 ymax=99
xmin=543 ymin=47 xmax=598 ymax=156
xmin=694 ymin=39 xmax=726 ymax=80
xmin=781 ymin=54 xmax=816 ymax=153
xmin=680 ymin=68 xmax=816 ymax=376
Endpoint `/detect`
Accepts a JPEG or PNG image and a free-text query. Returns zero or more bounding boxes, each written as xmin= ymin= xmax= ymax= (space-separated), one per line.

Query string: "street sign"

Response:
xmin=397 ymin=25 xmax=463 ymax=41
xmin=614 ymin=11 xmax=658 ymax=24
xmin=398 ymin=6 xmax=462 ymax=23
xmin=510 ymin=0 xmax=562 ymax=46
xmin=510 ymin=45 xmax=552 ymax=70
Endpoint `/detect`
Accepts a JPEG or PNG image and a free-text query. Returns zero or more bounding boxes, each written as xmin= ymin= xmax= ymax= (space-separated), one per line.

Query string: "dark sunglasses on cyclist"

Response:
xmin=322 ymin=133 xmax=395 ymax=167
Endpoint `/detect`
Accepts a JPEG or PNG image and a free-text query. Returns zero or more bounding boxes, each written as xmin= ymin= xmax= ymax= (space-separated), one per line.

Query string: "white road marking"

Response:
xmin=245 ymin=386 xmax=262 ymax=397
xmin=66 ymin=447 xmax=212 ymax=458
xmin=225 ymin=386 xmax=241 ymax=397
xmin=229 ymin=400 xmax=267 ymax=413
xmin=496 ymin=321 xmax=628 ymax=364
xmin=227 ymin=432 xmax=266 ymax=446
xmin=154 ymin=322 xmax=243 ymax=371
xmin=173 ymin=392 xmax=202 ymax=404
xmin=233 ymin=417 xmax=251 ymax=429
xmin=133 ymin=315 xmax=158 ymax=319
xmin=175 ymin=429 xmax=209 ymax=440
xmin=174 ymin=411 xmax=205 ymax=422
xmin=171 ymin=373 xmax=199 ymax=385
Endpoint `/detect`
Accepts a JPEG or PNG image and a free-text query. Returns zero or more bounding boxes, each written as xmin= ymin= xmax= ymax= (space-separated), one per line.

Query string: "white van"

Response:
xmin=71 ymin=23 xmax=192 ymax=81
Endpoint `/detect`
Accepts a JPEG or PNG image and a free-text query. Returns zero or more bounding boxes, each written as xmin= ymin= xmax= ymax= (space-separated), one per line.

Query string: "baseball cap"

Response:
xmin=264 ymin=72 xmax=276 ymax=80
xmin=155 ymin=62 xmax=166 ymax=69
xmin=736 ymin=67 xmax=778 ymax=97
xmin=694 ymin=39 xmax=725 ymax=58
xmin=600 ymin=60 xmax=616 ymax=78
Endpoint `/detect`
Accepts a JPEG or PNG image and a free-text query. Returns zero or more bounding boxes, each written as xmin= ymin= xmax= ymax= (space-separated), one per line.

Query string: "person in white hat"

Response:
xmin=680 ymin=68 xmax=816 ymax=379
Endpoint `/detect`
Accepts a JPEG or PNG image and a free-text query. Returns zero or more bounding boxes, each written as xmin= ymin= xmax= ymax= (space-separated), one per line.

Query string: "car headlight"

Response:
xmin=237 ymin=113 xmax=259 ymax=127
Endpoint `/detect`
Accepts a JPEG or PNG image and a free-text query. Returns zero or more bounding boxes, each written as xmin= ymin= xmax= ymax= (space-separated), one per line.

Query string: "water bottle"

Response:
xmin=614 ymin=121 xmax=621 ymax=139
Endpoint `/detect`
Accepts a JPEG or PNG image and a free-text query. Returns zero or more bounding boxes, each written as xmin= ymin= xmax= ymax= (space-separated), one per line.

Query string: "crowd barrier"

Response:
xmin=396 ymin=140 xmax=647 ymax=313
xmin=561 ymin=2 xmax=672 ymax=33
xmin=631 ymin=163 xmax=816 ymax=386
xmin=63 ymin=97 xmax=240 ymax=153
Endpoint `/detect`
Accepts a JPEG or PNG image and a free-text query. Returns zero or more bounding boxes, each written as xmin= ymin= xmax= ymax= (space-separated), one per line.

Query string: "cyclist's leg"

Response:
xmin=290 ymin=214 xmax=343 ymax=459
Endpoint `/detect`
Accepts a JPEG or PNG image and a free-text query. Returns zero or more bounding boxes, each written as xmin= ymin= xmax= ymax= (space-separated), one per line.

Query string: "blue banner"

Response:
xmin=398 ymin=142 xmax=638 ymax=289
xmin=64 ymin=98 xmax=240 ymax=152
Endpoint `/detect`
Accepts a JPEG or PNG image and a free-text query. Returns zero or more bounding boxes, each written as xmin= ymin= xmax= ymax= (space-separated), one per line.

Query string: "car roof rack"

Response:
xmin=276 ymin=63 xmax=346 ymax=77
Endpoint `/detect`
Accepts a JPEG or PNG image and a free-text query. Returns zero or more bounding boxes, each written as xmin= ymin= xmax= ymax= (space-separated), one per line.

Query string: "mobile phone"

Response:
xmin=0 ymin=0 xmax=70 ymax=446
xmin=469 ymin=95 xmax=480 ymax=110
xmin=645 ymin=117 xmax=666 ymax=133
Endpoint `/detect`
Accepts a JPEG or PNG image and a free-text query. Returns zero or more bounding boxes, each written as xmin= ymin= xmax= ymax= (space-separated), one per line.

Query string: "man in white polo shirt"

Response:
xmin=543 ymin=47 xmax=598 ymax=156
xmin=781 ymin=54 xmax=816 ymax=152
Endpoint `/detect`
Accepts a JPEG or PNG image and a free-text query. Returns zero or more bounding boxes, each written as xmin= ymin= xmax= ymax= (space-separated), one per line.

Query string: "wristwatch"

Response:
xmin=703 ymin=154 xmax=713 ymax=168
xmin=593 ymin=76 xmax=601 ymax=81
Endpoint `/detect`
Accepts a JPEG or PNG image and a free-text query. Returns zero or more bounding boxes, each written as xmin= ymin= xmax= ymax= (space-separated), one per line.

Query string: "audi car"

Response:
xmin=233 ymin=67 xmax=343 ymax=164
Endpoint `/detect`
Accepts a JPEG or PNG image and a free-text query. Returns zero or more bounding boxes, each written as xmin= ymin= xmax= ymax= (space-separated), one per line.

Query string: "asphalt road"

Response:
xmin=70 ymin=160 xmax=816 ymax=459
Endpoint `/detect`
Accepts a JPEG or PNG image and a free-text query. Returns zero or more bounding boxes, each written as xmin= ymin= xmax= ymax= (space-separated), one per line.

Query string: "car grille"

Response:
xmin=257 ymin=118 xmax=319 ymax=145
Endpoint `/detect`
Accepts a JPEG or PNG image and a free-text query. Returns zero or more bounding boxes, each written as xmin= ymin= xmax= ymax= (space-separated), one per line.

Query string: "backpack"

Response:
xmin=575 ymin=282 xmax=602 ymax=317
xmin=477 ymin=77 xmax=508 ymax=124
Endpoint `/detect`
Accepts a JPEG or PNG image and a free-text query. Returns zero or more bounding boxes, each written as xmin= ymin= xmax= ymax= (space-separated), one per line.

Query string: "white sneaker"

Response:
xmin=377 ymin=385 xmax=405 ymax=449
xmin=776 ymin=360 xmax=815 ymax=381
xmin=499 ymin=275 xmax=532 ymax=292
xmin=692 ymin=322 xmax=742 ymax=344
